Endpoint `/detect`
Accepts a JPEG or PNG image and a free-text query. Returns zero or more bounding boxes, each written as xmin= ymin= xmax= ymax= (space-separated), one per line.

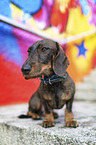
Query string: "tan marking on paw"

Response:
xmin=65 ymin=109 xmax=79 ymax=128
xmin=27 ymin=112 xmax=41 ymax=120
xmin=42 ymin=111 xmax=54 ymax=128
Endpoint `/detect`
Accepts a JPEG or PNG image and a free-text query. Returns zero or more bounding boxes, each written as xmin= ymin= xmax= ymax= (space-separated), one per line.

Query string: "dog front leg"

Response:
xmin=65 ymin=96 xmax=79 ymax=128
xmin=42 ymin=100 xmax=54 ymax=128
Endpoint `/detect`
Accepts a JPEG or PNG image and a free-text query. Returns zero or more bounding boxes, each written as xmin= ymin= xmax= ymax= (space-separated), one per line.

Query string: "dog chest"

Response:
xmin=41 ymin=82 xmax=67 ymax=109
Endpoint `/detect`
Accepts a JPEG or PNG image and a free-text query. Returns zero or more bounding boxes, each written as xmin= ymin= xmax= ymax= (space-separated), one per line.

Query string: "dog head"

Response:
xmin=21 ymin=39 xmax=69 ymax=79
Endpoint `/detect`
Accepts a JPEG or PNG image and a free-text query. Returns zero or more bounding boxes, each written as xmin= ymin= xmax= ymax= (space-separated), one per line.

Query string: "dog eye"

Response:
xmin=41 ymin=47 xmax=49 ymax=53
xmin=27 ymin=49 xmax=31 ymax=53
xmin=27 ymin=49 xmax=30 ymax=53
xmin=27 ymin=47 xmax=32 ymax=53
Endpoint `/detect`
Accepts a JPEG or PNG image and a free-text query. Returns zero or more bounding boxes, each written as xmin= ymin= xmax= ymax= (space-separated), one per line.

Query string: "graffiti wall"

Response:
xmin=0 ymin=0 xmax=96 ymax=105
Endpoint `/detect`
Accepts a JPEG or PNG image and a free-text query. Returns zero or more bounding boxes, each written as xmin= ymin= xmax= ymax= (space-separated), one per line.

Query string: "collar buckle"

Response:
xmin=49 ymin=79 xmax=52 ymax=85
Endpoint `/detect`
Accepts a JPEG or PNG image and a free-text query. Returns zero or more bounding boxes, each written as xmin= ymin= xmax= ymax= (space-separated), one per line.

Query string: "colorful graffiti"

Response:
xmin=0 ymin=0 xmax=96 ymax=105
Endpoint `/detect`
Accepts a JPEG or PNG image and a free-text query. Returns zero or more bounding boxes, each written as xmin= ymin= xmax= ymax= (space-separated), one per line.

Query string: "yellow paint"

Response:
xmin=56 ymin=0 xmax=70 ymax=13
xmin=66 ymin=7 xmax=95 ymax=35
xmin=10 ymin=3 xmax=23 ymax=22
xmin=67 ymin=34 xmax=96 ymax=82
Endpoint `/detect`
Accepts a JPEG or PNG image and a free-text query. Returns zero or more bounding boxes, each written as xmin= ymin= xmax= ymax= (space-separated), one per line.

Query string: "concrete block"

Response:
xmin=75 ymin=90 xmax=96 ymax=101
xmin=0 ymin=102 xmax=96 ymax=145
xmin=90 ymin=68 xmax=96 ymax=77
xmin=76 ymin=83 xmax=96 ymax=90
xmin=83 ymin=76 xmax=96 ymax=83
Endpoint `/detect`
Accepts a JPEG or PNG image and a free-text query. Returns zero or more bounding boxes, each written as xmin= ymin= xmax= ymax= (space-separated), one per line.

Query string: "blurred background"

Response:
xmin=0 ymin=0 xmax=96 ymax=106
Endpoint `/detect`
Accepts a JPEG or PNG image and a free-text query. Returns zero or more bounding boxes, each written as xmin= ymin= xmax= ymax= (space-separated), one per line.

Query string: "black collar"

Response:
xmin=40 ymin=74 xmax=66 ymax=85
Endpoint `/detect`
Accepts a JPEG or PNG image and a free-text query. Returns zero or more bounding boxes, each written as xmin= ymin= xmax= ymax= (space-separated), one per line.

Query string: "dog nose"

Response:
xmin=21 ymin=64 xmax=31 ymax=75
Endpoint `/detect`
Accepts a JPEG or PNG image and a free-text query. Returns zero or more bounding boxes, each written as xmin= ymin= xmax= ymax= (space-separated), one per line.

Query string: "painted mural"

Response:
xmin=0 ymin=0 xmax=96 ymax=105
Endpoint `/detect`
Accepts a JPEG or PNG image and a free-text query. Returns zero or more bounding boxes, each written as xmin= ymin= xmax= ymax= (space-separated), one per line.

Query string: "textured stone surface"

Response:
xmin=0 ymin=102 xmax=96 ymax=145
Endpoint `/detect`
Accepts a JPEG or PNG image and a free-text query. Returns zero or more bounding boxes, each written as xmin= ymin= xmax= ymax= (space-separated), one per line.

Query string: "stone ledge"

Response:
xmin=83 ymin=76 xmax=96 ymax=83
xmin=76 ymin=83 xmax=96 ymax=90
xmin=75 ymin=90 xmax=96 ymax=101
xmin=0 ymin=102 xmax=96 ymax=145
xmin=75 ymin=83 xmax=96 ymax=101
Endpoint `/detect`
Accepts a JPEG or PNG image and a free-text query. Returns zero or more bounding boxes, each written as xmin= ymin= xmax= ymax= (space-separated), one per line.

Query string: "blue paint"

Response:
xmin=0 ymin=23 xmax=23 ymax=66
xmin=79 ymin=0 xmax=89 ymax=15
xmin=76 ymin=41 xmax=87 ymax=57
xmin=22 ymin=12 xmax=31 ymax=24
xmin=10 ymin=0 xmax=42 ymax=14
xmin=0 ymin=0 xmax=11 ymax=18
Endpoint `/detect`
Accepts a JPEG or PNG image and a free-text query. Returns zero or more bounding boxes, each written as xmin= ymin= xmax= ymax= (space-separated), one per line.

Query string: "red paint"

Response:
xmin=51 ymin=2 xmax=68 ymax=33
xmin=0 ymin=56 xmax=40 ymax=106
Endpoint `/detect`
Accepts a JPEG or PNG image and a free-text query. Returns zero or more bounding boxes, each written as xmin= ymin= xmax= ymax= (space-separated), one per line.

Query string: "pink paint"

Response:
xmin=88 ymin=0 xmax=96 ymax=26
xmin=33 ymin=5 xmax=50 ymax=29
xmin=12 ymin=28 xmax=43 ymax=62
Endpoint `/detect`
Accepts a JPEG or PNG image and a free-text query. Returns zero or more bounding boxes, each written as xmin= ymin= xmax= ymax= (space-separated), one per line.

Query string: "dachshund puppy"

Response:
xmin=21 ymin=39 xmax=79 ymax=128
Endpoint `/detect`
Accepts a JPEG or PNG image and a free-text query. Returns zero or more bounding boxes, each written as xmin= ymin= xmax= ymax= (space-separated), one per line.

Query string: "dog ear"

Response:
xmin=53 ymin=42 xmax=69 ymax=77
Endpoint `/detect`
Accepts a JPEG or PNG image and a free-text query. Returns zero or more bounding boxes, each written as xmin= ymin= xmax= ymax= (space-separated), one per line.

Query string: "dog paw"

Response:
xmin=42 ymin=121 xmax=54 ymax=128
xmin=28 ymin=112 xmax=41 ymax=120
xmin=66 ymin=120 xmax=79 ymax=128
xmin=32 ymin=114 xmax=41 ymax=120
